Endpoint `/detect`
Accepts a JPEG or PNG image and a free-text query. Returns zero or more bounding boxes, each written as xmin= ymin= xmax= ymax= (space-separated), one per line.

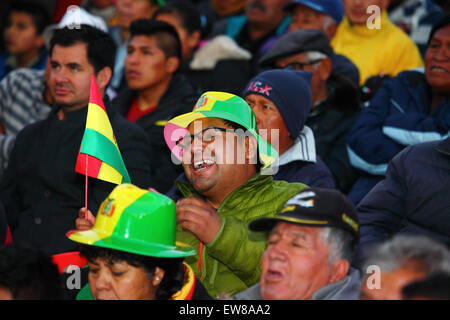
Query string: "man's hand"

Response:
xmin=75 ymin=207 xmax=95 ymax=231
xmin=176 ymin=197 xmax=222 ymax=244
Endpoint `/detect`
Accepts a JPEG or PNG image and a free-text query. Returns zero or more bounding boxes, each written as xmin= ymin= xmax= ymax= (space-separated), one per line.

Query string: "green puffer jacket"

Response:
xmin=175 ymin=173 xmax=308 ymax=298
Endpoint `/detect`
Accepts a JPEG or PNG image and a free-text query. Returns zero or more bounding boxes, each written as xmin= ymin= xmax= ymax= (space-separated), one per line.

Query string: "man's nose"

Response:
xmin=126 ymin=51 xmax=139 ymax=65
xmin=52 ymin=68 xmax=69 ymax=83
xmin=267 ymin=241 xmax=288 ymax=261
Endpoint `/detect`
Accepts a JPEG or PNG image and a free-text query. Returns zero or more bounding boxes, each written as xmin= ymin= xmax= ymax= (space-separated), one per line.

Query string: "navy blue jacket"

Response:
xmin=353 ymin=137 xmax=450 ymax=268
xmin=272 ymin=156 xmax=335 ymax=189
xmin=347 ymin=71 xmax=450 ymax=204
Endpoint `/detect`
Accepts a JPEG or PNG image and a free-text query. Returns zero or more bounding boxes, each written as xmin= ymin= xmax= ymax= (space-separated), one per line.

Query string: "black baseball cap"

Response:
xmin=259 ymin=29 xmax=333 ymax=69
xmin=249 ymin=188 xmax=359 ymax=242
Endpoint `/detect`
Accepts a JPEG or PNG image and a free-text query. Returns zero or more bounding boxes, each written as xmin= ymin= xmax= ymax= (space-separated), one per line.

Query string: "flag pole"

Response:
xmin=85 ymin=154 xmax=88 ymax=219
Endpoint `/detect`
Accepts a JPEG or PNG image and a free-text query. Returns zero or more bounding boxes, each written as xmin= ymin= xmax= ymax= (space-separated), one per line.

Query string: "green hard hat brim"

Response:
xmin=70 ymin=229 xmax=196 ymax=259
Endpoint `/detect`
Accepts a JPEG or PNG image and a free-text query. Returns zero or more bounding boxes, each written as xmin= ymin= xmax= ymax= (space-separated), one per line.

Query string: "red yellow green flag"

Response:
xmin=75 ymin=75 xmax=131 ymax=185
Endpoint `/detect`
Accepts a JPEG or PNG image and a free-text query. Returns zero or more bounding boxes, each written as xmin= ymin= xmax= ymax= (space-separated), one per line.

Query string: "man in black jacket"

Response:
xmin=0 ymin=25 xmax=152 ymax=255
xmin=113 ymin=19 xmax=201 ymax=193
xmin=259 ymin=29 xmax=361 ymax=193
xmin=354 ymin=137 xmax=450 ymax=269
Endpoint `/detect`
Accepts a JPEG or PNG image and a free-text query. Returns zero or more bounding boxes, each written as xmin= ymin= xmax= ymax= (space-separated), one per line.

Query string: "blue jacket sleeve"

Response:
xmin=347 ymin=79 xmax=405 ymax=175
xmin=382 ymin=112 xmax=450 ymax=146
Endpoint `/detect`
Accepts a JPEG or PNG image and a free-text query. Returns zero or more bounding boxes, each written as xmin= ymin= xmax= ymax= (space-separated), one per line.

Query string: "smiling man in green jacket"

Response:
xmin=163 ymin=91 xmax=308 ymax=298
xmin=75 ymin=91 xmax=307 ymax=298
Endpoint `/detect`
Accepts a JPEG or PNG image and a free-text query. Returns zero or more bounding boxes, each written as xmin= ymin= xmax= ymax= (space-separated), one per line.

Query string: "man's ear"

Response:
xmin=329 ymin=259 xmax=350 ymax=284
xmin=187 ymin=30 xmax=201 ymax=52
xmin=95 ymin=67 xmax=113 ymax=93
xmin=166 ymin=56 xmax=180 ymax=74
xmin=324 ymin=23 xmax=337 ymax=40
xmin=318 ymin=57 xmax=332 ymax=81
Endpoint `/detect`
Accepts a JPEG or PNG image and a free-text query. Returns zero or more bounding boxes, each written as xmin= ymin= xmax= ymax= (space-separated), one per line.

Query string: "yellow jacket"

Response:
xmin=331 ymin=11 xmax=423 ymax=86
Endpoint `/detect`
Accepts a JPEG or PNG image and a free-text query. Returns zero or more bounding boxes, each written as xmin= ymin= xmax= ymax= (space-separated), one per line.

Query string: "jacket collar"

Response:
xmin=402 ymin=71 xmax=450 ymax=113
xmin=270 ymin=125 xmax=317 ymax=167
xmin=311 ymin=267 xmax=361 ymax=300
xmin=115 ymin=73 xmax=197 ymax=116
xmin=175 ymin=172 xmax=276 ymax=212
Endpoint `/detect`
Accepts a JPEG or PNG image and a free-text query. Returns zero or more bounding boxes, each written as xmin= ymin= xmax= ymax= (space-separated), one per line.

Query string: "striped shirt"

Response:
xmin=0 ymin=68 xmax=51 ymax=176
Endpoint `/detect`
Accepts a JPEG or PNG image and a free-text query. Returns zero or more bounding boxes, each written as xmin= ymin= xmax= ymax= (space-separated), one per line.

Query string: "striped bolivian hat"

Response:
xmin=163 ymin=91 xmax=278 ymax=167
xmin=68 ymin=184 xmax=196 ymax=258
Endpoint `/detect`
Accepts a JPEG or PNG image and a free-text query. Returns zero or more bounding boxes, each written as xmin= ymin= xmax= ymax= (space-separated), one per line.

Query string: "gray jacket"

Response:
xmin=234 ymin=267 xmax=361 ymax=300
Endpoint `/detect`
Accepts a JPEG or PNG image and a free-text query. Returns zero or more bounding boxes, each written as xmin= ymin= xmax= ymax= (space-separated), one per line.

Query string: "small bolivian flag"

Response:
xmin=75 ymin=75 xmax=130 ymax=185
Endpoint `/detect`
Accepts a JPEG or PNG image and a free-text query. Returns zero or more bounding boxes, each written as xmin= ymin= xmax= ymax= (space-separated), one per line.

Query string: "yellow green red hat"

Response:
xmin=68 ymin=184 xmax=196 ymax=258
xmin=163 ymin=91 xmax=278 ymax=167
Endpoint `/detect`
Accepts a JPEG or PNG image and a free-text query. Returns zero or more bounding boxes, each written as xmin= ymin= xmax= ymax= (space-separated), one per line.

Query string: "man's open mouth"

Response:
xmin=193 ymin=159 xmax=215 ymax=171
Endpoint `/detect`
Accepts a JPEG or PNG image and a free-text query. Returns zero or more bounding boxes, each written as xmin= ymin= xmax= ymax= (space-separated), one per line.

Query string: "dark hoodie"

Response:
xmin=113 ymin=73 xmax=202 ymax=193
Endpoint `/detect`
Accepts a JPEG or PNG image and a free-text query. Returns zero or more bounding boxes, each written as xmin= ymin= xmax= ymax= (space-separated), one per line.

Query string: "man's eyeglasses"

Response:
xmin=278 ymin=59 xmax=323 ymax=71
xmin=175 ymin=127 xmax=230 ymax=150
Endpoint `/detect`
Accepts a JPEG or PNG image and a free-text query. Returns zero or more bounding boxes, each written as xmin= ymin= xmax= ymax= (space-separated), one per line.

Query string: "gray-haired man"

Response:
xmin=361 ymin=235 xmax=450 ymax=300
xmin=235 ymin=187 xmax=361 ymax=300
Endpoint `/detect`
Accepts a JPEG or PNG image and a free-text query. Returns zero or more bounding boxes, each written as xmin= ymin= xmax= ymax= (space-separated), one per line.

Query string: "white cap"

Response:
xmin=43 ymin=6 xmax=108 ymax=49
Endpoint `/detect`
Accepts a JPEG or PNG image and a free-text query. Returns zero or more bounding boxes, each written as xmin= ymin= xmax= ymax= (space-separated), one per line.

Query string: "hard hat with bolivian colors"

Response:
xmin=163 ymin=91 xmax=278 ymax=168
xmin=68 ymin=184 xmax=196 ymax=258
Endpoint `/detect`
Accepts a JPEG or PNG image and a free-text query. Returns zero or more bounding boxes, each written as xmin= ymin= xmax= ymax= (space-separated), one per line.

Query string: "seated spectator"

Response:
xmin=346 ymin=16 xmax=450 ymax=204
xmin=354 ymin=137 xmax=450 ymax=267
xmin=70 ymin=183 xmax=211 ymax=300
xmin=0 ymin=244 xmax=61 ymax=300
xmin=360 ymin=235 xmax=450 ymax=300
xmin=80 ymin=92 xmax=308 ymax=297
xmin=283 ymin=0 xmax=360 ymax=86
xmin=0 ymin=25 xmax=152 ymax=255
xmin=109 ymin=0 xmax=162 ymax=93
xmin=243 ymin=69 xmax=335 ymax=188
xmin=0 ymin=1 xmax=51 ymax=80
xmin=210 ymin=0 xmax=292 ymax=79
xmin=112 ymin=19 xmax=200 ymax=193
xmin=0 ymin=8 xmax=111 ymax=179
xmin=153 ymin=1 xmax=246 ymax=94
xmin=259 ymin=29 xmax=361 ymax=192
xmin=402 ymin=272 xmax=450 ymax=300
xmin=163 ymin=91 xmax=308 ymax=297
xmin=234 ymin=187 xmax=361 ymax=300
xmin=331 ymin=0 xmax=424 ymax=86
xmin=153 ymin=1 xmax=203 ymax=64
xmin=388 ymin=0 xmax=444 ymax=57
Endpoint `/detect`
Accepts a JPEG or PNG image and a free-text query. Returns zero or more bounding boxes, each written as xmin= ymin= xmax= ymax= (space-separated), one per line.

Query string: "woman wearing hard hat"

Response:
xmin=68 ymin=183 xmax=211 ymax=300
